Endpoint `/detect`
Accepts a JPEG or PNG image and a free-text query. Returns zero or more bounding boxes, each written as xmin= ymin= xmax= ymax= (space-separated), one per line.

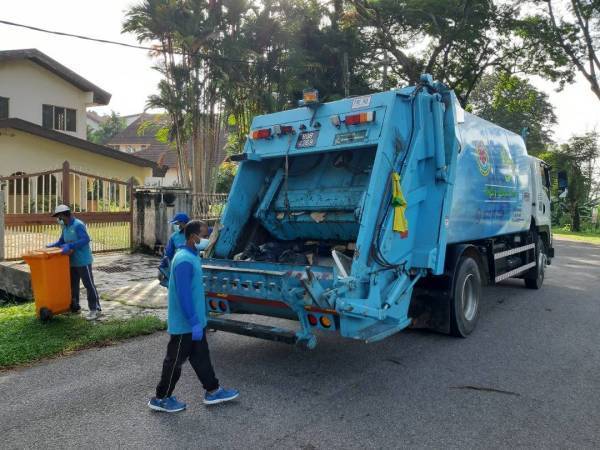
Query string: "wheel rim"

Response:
xmin=462 ymin=273 xmax=478 ymax=322
xmin=538 ymin=251 xmax=546 ymax=283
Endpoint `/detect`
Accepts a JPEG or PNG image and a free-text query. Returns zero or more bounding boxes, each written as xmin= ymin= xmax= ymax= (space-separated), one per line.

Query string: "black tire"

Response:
xmin=525 ymin=236 xmax=546 ymax=290
xmin=450 ymin=256 xmax=482 ymax=337
xmin=39 ymin=307 xmax=53 ymax=322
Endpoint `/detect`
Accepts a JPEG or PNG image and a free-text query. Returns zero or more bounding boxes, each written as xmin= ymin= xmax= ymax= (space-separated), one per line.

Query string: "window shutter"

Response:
xmin=0 ymin=97 xmax=8 ymax=119
xmin=42 ymin=105 xmax=53 ymax=128
xmin=66 ymin=109 xmax=76 ymax=132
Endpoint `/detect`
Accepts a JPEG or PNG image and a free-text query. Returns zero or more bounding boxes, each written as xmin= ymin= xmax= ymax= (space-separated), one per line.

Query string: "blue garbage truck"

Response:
xmin=202 ymin=75 xmax=554 ymax=349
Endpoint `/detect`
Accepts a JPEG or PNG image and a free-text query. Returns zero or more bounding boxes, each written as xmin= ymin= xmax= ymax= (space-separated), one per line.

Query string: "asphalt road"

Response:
xmin=1 ymin=239 xmax=599 ymax=449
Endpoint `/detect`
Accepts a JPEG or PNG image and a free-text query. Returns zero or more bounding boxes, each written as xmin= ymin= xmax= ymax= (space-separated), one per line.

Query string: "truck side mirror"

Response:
xmin=557 ymin=171 xmax=568 ymax=191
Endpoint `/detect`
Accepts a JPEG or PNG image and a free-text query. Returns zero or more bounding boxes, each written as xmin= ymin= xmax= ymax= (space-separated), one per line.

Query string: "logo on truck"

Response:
xmin=476 ymin=142 xmax=490 ymax=176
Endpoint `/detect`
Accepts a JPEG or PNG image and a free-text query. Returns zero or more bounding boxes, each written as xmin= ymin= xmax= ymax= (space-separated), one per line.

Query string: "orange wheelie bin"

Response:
xmin=23 ymin=248 xmax=71 ymax=321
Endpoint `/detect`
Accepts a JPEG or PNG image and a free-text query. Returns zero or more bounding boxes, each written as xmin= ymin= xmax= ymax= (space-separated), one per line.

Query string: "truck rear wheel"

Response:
xmin=450 ymin=256 xmax=481 ymax=337
xmin=525 ymin=236 xmax=546 ymax=290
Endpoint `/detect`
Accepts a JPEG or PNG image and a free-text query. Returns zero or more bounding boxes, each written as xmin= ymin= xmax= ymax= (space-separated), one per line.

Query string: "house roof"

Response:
xmin=0 ymin=49 xmax=111 ymax=105
xmin=86 ymin=111 xmax=107 ymax=125
xmin=107 ymin=113 xmax=166 ymax=145
xmin=0 ymin=118 xmax=157 ymax=168
xmin=133 ymin=143 xmax=186 ymax=169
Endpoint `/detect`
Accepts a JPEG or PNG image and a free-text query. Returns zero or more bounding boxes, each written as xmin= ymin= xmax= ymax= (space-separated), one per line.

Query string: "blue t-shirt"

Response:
xmin=51 ymin=218 xmax=93 ymax=267
xmin=167 ymin=246 xmax=207 ymax=334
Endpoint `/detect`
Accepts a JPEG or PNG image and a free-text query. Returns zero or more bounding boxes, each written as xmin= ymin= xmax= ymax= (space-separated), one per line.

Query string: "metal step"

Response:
xmin=207 ymin=317 xmax=297 ymax=345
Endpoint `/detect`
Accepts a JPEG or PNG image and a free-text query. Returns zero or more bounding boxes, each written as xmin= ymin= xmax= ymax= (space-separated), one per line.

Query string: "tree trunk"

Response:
xmin=572 ymin=202 xmax=581 ymax=232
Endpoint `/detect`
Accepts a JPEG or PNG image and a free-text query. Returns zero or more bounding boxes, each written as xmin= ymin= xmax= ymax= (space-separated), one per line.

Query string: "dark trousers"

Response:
xmin=70 ymin=265 xmax=101 ymax=311
xmin=156 ymin=332 xmax=219 ymax=399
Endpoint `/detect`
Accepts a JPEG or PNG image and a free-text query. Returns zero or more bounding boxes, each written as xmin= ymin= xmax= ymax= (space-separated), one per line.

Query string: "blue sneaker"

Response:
xmin=148 ymin=396 xmax=186 ymax=413
xmin=203 ymin=387 xmax=239 ymax=405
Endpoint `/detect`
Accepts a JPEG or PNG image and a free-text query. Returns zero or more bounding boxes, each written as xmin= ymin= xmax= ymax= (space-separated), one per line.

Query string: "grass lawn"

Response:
xmin=553 ymin=229 xmax=600 ymax=245
xmin=0 ymin=303 xmax=165 ymax=370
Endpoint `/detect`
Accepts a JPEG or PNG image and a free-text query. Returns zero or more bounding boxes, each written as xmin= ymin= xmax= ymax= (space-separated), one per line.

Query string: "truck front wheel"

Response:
xmin=450 ymin=256 xmax=482 ymax=337
xmin=525 ymin=236 xmax=546 ymax=290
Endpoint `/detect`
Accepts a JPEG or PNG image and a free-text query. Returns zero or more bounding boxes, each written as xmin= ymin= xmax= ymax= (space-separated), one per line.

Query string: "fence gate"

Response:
xmin=0 ymin=161 xmax=133 ymax=260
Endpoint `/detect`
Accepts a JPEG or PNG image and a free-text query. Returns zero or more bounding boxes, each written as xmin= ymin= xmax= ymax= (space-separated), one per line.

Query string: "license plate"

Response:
xmin=296 ymin=131 xmax=319 ymax=148
xmin=334 ymin=130 xmax=368 ymax=145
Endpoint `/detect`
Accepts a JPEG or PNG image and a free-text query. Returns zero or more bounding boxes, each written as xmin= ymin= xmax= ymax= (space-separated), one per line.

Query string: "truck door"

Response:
xmin=534 ymin=161 xmax=552 ymax=228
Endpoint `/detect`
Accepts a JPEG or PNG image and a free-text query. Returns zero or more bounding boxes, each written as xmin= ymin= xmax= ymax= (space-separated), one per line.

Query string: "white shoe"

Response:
xmin=86 ymin=310 xmax=101 ymax=321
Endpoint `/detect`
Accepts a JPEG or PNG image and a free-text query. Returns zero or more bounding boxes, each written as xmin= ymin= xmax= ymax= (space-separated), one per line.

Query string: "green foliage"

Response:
xmin=540 ymin=131 xmax=600 ymax=231
xmin=0 ymin=303 xmax=165 ymax=369
xmin=518 ymin=0 xmax=600 ymax=101
xmin=348 ymin=0 xmax=536 ymax=104
xmin=468 ymin=73 xmax=557 ymax=155
xmin=87 ymin=111 xmax=126 ymax=145
xmin=215 ymin=161 xmax=238 ymax=193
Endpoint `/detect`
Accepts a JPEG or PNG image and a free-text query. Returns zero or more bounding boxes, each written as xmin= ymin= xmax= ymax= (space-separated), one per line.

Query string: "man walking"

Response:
xmin=149 ymin=220 xmax=239 ymax=413
xmin=47 ymin=204 xmax=101 ymax=320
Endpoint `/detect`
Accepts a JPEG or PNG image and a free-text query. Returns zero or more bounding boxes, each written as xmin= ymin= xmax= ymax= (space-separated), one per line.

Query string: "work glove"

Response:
xmin=60 ymin=244 xmax=72 ymax=255
xmin=191 ymin=324 xmax=204 ymax=341
xmin=157 ymin=267 xmax=169 ymax=288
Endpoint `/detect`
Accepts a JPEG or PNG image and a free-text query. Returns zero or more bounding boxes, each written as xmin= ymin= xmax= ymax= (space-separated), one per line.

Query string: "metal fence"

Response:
xmin=1 ymin=161 xmax=133 ymax=260
xmin=191 ymin=192 xmax=228 ymax=223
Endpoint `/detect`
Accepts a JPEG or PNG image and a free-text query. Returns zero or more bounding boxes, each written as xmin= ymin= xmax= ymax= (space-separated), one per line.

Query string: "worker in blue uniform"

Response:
xmin=163 ymin=212 xmax=191 ymax=265
xmin=158 ymin=212 xmax=190 ymax=287
xmin=148 ymin=220 xmax=239 ymax=413
xmin=47 ymin=204 xmax=101 ymax=321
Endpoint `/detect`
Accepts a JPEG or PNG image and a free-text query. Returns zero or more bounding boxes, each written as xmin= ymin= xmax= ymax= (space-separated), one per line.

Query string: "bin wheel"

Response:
xmin=450 ymin=255 xmax=482 ymax=337
xmin=39 ymin=307 xmax=53 ymax=322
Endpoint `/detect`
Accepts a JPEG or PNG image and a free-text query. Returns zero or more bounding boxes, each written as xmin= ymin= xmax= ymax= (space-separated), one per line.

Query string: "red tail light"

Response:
xmin=345 ymin=111 xmax=376 ymax=126
xmin=251 ymin=128 xmax=272 ymax=139
xmin=274 ymin=125 xmax=294 ymax=136
xmin=307 ymin=314 xmax=318 ymax=326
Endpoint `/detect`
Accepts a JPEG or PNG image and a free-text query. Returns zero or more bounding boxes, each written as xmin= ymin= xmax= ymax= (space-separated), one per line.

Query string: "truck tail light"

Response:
xmin=251 ymin=128 xmax=272 ymax=140
xmin=307 ymin=314 xmax=318 ymax=326
xmin=345 ymin=111 xmax=376 ymax=126
xmin=319 ymin=316 xmax=332 ymax=328
xmin=274 ymin=125 xmax=294 ymax=136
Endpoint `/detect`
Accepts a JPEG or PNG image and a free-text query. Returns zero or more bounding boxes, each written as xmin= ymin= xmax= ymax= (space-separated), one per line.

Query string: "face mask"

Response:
xmin=57 ymin=218 xmax=65 ymax=226
xmin=173 ymin=224 xmax=181 ymax=233
xmin=195 ymin=238 xmax=209 ymax=252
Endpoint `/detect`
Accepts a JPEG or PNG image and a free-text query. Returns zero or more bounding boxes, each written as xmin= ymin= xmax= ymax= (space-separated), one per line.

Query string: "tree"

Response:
xmin=519 ymin=0 xmax=600 ymax=101
xmin=87 ymin=111 xmax=126 ymax=144
xmin=468 ymin=72 xmax=557 ymax=155
xmin=540 ymin=131 xmax=600 ymax=231
xmin=347 ymin=0 xmax=538 ymax=105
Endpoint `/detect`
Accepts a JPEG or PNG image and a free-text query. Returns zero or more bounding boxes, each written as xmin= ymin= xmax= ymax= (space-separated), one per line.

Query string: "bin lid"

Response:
xmin=22 ymin=248 xmax=64 ymax=260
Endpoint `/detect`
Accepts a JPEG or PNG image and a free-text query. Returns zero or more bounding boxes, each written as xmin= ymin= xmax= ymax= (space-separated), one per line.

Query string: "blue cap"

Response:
xmin=170 ymin=212 xmax=190 ymax=224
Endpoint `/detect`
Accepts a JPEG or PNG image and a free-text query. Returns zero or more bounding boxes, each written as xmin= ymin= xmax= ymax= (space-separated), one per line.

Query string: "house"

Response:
xmin=86 ymin=111 xmax=107 ymax=132
xmin=108 ymin=113 xmax=228 ymax=187
xmin=0 ymin=49 xmax=156 ymax=184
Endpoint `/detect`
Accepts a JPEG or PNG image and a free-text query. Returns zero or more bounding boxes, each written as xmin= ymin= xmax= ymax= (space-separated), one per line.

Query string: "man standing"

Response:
xmin=148 ymin=220 xmax=239 ymax=413
xmin=158 ymin=212 xmax=190 ymax=287
xmin=162 ymin=212 xmax=190 ymax=266
xmin=47 ymin=204 xmax=101 ymax=321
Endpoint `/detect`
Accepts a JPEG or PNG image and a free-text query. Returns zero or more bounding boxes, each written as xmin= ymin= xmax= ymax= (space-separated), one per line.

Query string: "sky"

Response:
xmin=1 ymin=0 xmax=598 ymax=143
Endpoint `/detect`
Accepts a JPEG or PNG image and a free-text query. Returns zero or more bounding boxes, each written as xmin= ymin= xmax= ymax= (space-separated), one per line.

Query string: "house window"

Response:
xmin=0 ymin=97 xmax=8 ymax=119
xmin=42 ymin=104 xmax=76 ymax=132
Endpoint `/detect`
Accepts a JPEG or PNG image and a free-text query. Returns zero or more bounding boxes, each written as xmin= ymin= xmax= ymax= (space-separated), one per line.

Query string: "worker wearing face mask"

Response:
xmin=159 ymin=213 xmax=190 ymax=287
xmin=47 ymin=204 xmax=101 ymax=320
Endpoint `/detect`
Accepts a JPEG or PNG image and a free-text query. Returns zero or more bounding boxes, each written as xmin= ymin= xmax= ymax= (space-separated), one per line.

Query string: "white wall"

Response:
xmin=0 ymin=129 xmax=152 ymax=183
xmin=0 ymin=60 xmax=92 ymax=140
xmin=145 ymin=168 xmax=179 ymax=187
